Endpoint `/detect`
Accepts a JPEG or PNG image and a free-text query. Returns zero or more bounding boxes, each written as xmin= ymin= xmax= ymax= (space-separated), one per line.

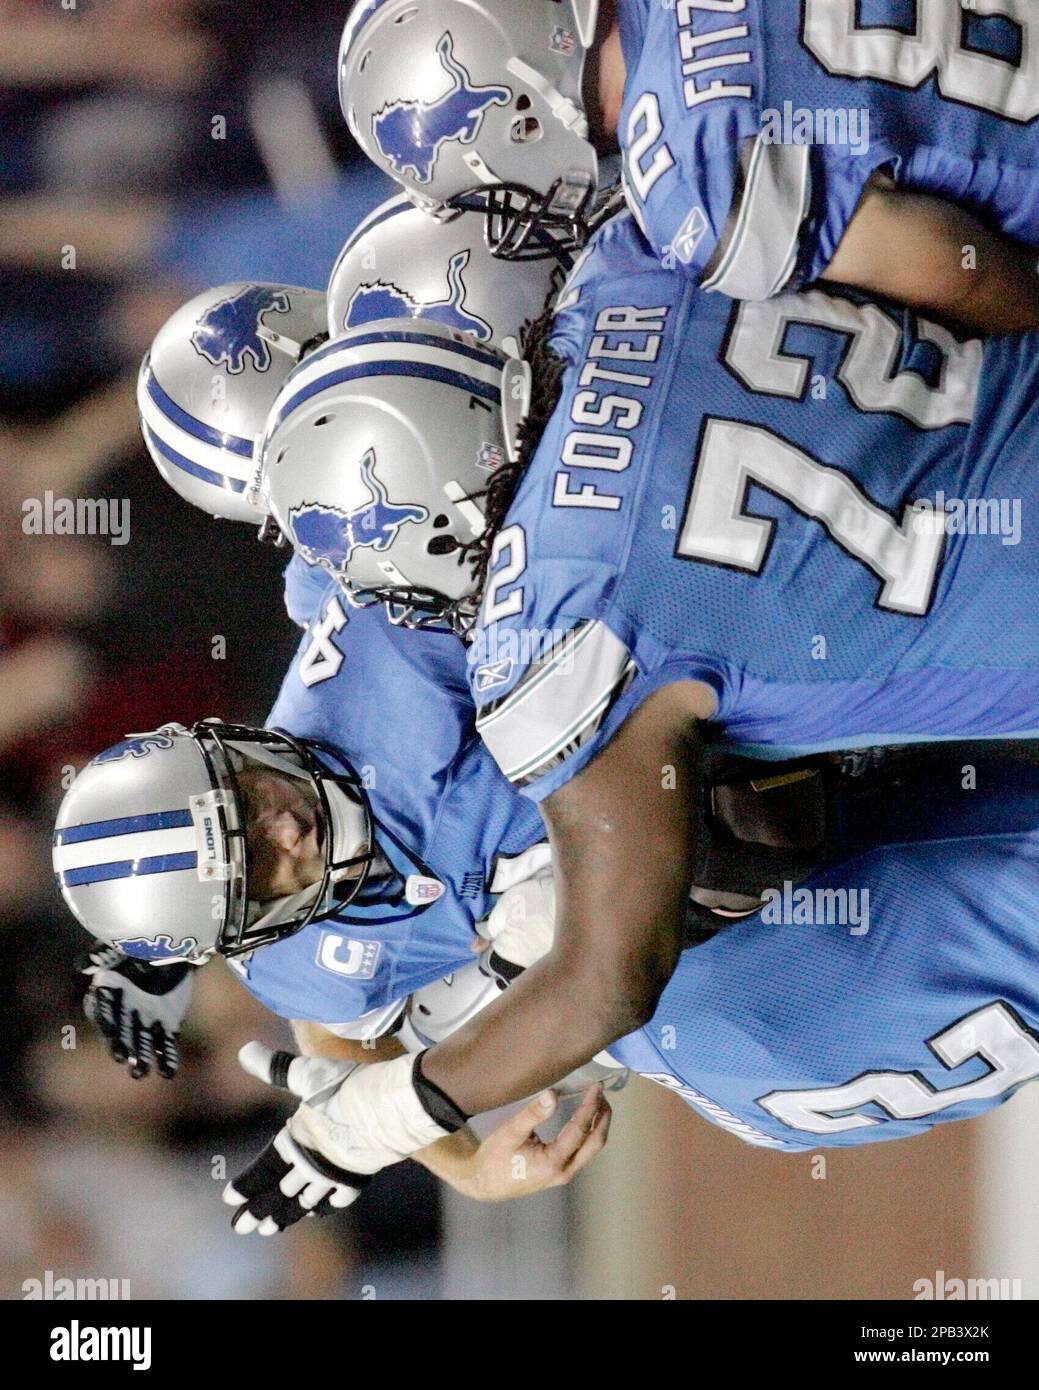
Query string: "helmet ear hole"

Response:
xmin=314 ymin=415 xmax=336 ymax=427
xmin=511 ymin=117 xmax=543 ymax=145
xmin=515 ymin=94 xmax=532 ymax=112
xmin=432 ymin=514 xmax=450 ymax=529
xmin=427 ymin=535 xmax=458 ymax=556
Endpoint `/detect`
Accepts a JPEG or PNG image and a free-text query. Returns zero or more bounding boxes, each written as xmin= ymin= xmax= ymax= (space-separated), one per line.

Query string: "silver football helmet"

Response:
xmin=53 ymin=722 xmax=374 ymax=965
xmin=261 ymin=317 xmax=529 ymax=633
xmin=138 ymin=283 xmax=329 ymax=524
xmin=339 ymin=0 xmax=601 ymax=258
xmin=327 ymin=193 xmax=564 ymax=356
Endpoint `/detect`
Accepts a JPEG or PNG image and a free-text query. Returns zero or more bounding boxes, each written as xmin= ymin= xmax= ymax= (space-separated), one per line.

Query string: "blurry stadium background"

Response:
xmin=2 ymin=0 xmax=1036 ymax=1301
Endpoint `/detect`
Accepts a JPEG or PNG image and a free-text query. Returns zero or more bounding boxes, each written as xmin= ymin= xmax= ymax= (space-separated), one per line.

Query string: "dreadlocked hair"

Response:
xmin=444 ymin=297 xmax=566 ymax=614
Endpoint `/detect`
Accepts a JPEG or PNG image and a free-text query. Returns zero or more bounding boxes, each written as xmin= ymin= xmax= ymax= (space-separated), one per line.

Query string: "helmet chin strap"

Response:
xmin=226 ymin=739 xmax=311 ymax=782
xmin=247 ymin=880 xmax=322 ymax=936
xmin=256 ymin=325 xmax=308 ymax=363
xmin=323 ymin=780 xmax=370 ymax=885
xmin=506 ymin=58 xmax=592 ymax=140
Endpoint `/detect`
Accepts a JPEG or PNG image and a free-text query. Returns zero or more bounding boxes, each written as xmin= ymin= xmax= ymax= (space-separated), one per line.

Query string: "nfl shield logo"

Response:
xmin=477 ymin=442 xmax=505 ymax=473
xmin=406 ymin=875 xmax=446 ymax=905
xmin=550 ymin=27 xmax=576 ymax=54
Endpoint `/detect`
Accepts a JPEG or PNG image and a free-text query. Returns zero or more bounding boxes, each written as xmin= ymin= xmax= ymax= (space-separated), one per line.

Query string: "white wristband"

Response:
xmin=289 ymin=1053 xmax=452 ymax=1173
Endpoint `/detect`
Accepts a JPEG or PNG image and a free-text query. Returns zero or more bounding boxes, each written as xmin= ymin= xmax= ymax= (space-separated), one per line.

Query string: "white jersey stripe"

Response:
xmin=476 ymin=621 xmax=634 ymax=786
xmin=702 ymin=137 xmax=810 ymax=300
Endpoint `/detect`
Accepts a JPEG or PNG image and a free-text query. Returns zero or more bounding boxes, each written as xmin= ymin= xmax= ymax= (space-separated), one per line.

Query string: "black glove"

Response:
xmin=223 ymin=1046 xmax=374 ymax=1236
xmin=79 ymin=943 xmax=193 ymax=1080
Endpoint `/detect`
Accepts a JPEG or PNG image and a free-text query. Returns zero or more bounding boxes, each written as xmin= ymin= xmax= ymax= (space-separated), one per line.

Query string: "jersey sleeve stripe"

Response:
xmin=701 ymin=136 xmax=810 ymax=299
xmin=476 ymin=621 xmax=636 ymax=786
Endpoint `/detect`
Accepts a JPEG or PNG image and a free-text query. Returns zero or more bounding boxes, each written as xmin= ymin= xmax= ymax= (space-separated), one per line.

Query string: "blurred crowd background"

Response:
xmin=0 ymin=0 xmax=440 ymax=1301
xmin=2 ymin=0 xmax=1037 ymax=1304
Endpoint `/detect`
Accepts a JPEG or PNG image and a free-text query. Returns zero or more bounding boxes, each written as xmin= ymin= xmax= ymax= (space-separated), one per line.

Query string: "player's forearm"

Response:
xmin=947 ymin=234 xmax=1039 ymax=334
xmin=421 ymin=688 xmax=699 ymax=1116
xmin=822 ymin=183 xmax=1039 ymax=334
xmin=291 ymin=1019 xmax=404 ymax=1063
xmin=290 ymin=1020 xmax=488 ymax=1191
xmin=419 ymin=944 xmax=658 ymax=1117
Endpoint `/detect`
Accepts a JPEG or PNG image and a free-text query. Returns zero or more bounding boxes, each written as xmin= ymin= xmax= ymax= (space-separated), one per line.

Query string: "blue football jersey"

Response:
xmin=283 ymin=554 xmax=333 ymax=630
xmin=617 ymin=0 xmax=1039 ymax=295
xmin=614 ymin=759 xmax=1039 ymax=1149
xmin=237 ymin=586 xmax=546 ymax=1025
xmin=469 ymin=213 xmax=1039 ymax=801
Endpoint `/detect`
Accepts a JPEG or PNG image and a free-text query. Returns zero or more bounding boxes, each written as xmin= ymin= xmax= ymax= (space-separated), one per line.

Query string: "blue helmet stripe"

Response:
xmin=144 ymin=368 xmax=254 ymax=457
xmin=60 ymin=852 xmax=199 ymax=887
xmin=303 ymin=328 xmax=502 ymax=373
xmin=276 ymin=361 xmax=501 ymax=430
xmin=143 ymin=423 xmax=247 ymax=495
xmin=55 ymin=809 xmax=193 ymax=847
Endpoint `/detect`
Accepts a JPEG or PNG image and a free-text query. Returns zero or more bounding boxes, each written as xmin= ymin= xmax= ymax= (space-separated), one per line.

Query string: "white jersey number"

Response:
xmin=482 ymin=524 xmax=527 ymax=625
xmin=759 ymin=1002 xmax=1039 ymax=1135
xmin=625 ymin=92 xmax=675 ymax=205
xmin=803 ymin=0 xmax=1039 ymax=122
xmin=726 ymin=292 xmax=980 ymax=430
xmin=298 ymin=596 xmax=347 ymax=687
xmin=677 ymin=418 xmax=944 ymax=614
xmin=676 ymin=294 xmax=982 ymax=614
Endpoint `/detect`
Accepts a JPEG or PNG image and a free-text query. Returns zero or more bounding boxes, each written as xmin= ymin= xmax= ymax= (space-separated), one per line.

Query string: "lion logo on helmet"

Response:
xmin=92 ymin=735 xmax=175 ymax=765
xmin=191 ymin=286 xmax=291 ymax=374
xmin=343 ymin=250 xmax=493 ymax=341
xmin=290 ymin=449 xmax=428 ymax=575
xmin=118 ymin=935 xmax=199 ymax=962
xmin=372 ymin=33 xmax=511 ymax=185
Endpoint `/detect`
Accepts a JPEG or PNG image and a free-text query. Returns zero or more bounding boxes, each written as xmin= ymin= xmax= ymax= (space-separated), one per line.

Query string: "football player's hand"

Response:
xmin=225 ymin=1043 xmax=456 ymax=1235
xmin=462 ymin=1084 xmax=611 ymax=1202
xmin=80 ymin=943 xmax=192 ymax=1080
